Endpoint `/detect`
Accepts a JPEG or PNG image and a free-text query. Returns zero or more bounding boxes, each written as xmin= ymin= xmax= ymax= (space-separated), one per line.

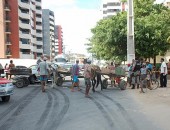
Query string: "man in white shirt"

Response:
xmin=160 ymin=58 xmax=167 ymax=87
xmin=38 ymin=57 xmax=49 ymax=92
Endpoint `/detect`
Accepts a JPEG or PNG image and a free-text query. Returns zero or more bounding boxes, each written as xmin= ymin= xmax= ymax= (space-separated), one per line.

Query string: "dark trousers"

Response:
xmin=160 ymin=73 xmax=167 ymax=87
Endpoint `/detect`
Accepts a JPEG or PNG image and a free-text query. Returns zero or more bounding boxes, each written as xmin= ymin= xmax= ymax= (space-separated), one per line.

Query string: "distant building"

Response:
xmin=54 ymin=25 xmax=63 ymax=54
xmin=0 ymin=0 xmax=43 ymax=59
xmin=163 ymin=0 xmax=170 ymax=8
xmin=42 ymin=9 xmax=55 ymax=58
xmin=102 ymin=0 xmax=127 ymax=18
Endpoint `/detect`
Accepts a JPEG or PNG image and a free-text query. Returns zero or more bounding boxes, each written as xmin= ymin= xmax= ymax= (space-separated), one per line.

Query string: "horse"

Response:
xmin=90 ymin=65 xmax=103 ymax=92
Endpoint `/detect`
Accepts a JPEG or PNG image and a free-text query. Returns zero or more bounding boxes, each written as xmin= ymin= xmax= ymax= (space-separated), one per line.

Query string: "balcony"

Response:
xmin=6 ymin=40 xmax=12 ymax=45
xmin=36 ymin=48 xmax=43 ymax=53
xmin=19 ymin=10 xmax=30 ymax=19
xmin=20 ymin=52 xmax=32 ymax=59
xmin=36 ymin=25 xmax=42 ymax=30
xmin=4 ymin=5 xmax=11 ymax=11
xmin=6 ymin=51 xmax=12 ymax=56
xmin=36 ymin=17 xmax=42 ymax=22
xmin=5 ymin=17 xmax=11 ymax=22
xmin=19 ymin=21 xmax=30 ymax=30
xmin=5 ymin=28 xmax=11 ymax=34
xmin=19 ymin=0 xmax=30 ymax=9
xmin=36 ymin=1 xmax=41 ymax=6
xmin=36 ymin=9 xmax=42 ymax=15
xmin=36 ymin=41 xmax=43 ymax=45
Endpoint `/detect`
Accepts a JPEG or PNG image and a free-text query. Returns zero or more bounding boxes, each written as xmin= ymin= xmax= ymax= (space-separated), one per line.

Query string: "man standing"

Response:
xmin=71 ymin=60 xmax=80 ymax=92
xmin=84 ymin=59 xmax=92 ymax=97
xmin=160 ymin=58 xmax=167 ymax=87
xmin=38 ymin=57 xmax=49 ymax=92
xmin=37 ymin=55 xmax=44 ymax=65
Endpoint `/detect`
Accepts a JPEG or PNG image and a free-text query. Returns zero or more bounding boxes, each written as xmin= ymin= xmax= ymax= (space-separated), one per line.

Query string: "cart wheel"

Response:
xmin=56 ymin=78 xmax=63 ymax=86
xmin=102 ymin=79 xmax=108 ymax=89
xmin=119 ymin=80 xmax=127 ymax=90
xmin=28 ymin=75 xmax=35 ymax=84
xmin=23 ymin=78 xmax=30 ymax=87
xmin=16 ymin=79 xmax=24 ymax=88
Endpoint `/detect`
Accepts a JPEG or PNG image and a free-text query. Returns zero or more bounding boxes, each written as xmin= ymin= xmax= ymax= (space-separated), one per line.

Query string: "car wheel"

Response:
xmin=15 ymin=79 xmax=24 ymax=88
xmin=28 ymin=75 xmax=35 ymax=84
xmin=1 ymin=96 xmax=10 ymax=102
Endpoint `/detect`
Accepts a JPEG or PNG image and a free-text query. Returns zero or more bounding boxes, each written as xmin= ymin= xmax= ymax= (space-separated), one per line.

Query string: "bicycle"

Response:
xmin=140 ymin=71 xmax=159 ymax=93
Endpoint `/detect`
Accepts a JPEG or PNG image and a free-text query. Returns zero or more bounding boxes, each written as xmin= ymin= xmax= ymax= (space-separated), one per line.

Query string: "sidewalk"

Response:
xmin=128 ymin=80 xmax=170 ymax=130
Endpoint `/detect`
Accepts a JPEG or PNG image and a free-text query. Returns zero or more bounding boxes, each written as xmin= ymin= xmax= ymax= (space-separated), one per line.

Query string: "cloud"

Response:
xmin=42 ymin=0 xmax=75 ymax=8
xmin=42 ymin=0 xmax=102 ymax=55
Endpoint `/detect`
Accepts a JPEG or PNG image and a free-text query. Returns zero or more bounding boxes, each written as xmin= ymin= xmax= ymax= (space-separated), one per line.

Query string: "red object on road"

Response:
xmin=0 ymin=78 xmax=11 ymax=84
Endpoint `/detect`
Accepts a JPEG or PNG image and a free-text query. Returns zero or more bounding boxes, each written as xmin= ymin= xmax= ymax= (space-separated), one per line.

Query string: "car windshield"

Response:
xmin=63 ymin=64 xmax=72 ymax=69
xmin=55 ymin=58 xmax=67 ymax=63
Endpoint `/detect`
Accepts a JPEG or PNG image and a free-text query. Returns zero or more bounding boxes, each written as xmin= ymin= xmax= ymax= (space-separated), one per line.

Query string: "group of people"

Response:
xmin=127 ymin=58 xmax=168 ymax=93
xmin=71 ymin=58 xmax=106 ymax=97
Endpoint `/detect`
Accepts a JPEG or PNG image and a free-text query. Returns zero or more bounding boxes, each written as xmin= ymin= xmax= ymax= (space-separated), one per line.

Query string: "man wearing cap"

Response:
xmin=38 ymin=57 xmax=50 ymax=92
xmin=160 ymin=58 xmax=167 ymax=87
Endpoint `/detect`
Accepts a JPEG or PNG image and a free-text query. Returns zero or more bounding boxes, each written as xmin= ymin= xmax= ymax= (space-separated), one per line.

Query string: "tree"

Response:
xmin=89 ymin=12 xmax=127 ymax=61
xmin=88 ymin=0 xmax=170 ymax=62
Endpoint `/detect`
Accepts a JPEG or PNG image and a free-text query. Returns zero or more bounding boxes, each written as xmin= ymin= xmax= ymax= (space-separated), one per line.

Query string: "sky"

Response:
xmin=42 ymin=0 xmax=165 ymax=56
xmin=42 ymin=0 xmax=102 ymax=56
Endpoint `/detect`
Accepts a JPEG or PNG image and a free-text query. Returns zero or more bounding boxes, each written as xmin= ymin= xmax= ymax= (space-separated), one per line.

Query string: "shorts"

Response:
xmin=84 ymin=78 xmax=91 ymax=87
xmin=40 ymin=75 xmax=48 ymax=81
xmin=73 ymin=75 xmax=79 ymax=83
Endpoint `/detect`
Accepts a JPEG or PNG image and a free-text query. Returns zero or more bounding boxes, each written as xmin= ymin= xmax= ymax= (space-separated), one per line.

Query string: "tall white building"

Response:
xmin=102 ymin=0 xmax=127 ymax=18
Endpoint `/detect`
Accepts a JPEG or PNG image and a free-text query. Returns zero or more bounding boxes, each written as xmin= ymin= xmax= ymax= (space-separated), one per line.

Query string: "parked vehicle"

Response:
xmin=0 ymin=78 xmax=14 ymax=102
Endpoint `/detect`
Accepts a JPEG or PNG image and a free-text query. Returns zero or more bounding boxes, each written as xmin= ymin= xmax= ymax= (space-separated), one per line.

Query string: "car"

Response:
xmin=29 ymin=64 xmax=53 ymax=83
xmin=63 ymin=63 xmax=73 ymax=71
xmin=0 ymin=78 xmax=14 ymax=102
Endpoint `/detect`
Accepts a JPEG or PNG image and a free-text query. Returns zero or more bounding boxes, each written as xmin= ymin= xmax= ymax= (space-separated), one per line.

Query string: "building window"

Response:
xmin=20 ymin=38 xmax=30 ymax=44
xmin=107 ymin=2 xmax=121 ymax=6
xmin=21 ymin=0 xmax=29 ymax=3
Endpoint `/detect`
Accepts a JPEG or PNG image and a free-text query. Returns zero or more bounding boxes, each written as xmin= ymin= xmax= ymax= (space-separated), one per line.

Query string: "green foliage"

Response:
xmin=88 ymin=0 xmax=170 ymax=61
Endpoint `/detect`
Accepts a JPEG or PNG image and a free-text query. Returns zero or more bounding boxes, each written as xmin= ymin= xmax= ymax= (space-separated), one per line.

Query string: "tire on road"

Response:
xmin=119 ymin=80 xmax=127 ymax=90
xmin=56 ymin=78 xmax=63 ymax=86
xmin=15 ymin=79 xmax=24 ymax=88
xmin=1 ymin=96 xmax=10 ymax=102
xmin=102 ymin=79 xmax=108 ymax=89
xmin=28 ymin=75 xmax=36 ymax=84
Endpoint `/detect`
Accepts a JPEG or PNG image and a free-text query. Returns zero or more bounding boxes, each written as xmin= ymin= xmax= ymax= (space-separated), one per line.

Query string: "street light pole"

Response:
xmin=127 ymin=0 xmax=135 ymax=63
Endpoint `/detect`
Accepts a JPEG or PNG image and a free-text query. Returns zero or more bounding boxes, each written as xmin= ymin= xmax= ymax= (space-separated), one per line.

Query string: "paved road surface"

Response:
xmin=0 ymin=79 xmax=169 ymax=130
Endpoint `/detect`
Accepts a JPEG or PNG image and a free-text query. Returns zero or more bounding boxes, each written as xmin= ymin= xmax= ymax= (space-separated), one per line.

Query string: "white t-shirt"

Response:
xmin=38 ymin=61 xmax=49 ymax=75
xmin=161 ymin=62 xmax=167 ymax=74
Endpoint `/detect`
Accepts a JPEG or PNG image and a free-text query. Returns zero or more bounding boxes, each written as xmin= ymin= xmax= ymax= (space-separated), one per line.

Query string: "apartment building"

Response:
xmin=0 ymin=0 xmax=43 ymax=59
xmin=54 ymin=25 xmax=63 ymax=55
xmin=164 ymin=0 xmax=170 ymax=8
xmin=102 ymin=0 xmax=127 ymax=18
xmin=42 ymin=9 xmax=55 ymax=58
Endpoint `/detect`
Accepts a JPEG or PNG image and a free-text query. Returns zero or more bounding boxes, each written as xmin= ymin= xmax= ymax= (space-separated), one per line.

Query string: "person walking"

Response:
xmin=160 ymin=58 xmax=167 ymax=87
xmin=38 ymin=57 xmax=50 ymax=92
xmin=71 ymin=60 xmax=80 ymax=92
xmin=84 ymin=59 xmax=92 ymax=97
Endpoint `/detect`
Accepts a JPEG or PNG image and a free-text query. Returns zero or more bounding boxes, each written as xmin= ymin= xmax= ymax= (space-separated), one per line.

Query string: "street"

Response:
xmin=0 ymin=79 xmax=170 ymax=130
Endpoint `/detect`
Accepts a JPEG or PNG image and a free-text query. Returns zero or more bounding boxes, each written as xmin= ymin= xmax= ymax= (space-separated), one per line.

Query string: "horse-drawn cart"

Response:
xmin=96 ymin=67 xmax=127 ymax=90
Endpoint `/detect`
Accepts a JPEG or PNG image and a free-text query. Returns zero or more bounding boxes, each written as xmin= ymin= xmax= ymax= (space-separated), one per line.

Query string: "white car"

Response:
xmin=0 ymin=78 xmax=14 ymax=102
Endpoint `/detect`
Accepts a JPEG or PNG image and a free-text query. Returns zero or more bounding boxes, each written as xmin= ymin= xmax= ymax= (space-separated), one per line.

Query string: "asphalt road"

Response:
xmin=0 ymin=79 xmax=169 ymax=130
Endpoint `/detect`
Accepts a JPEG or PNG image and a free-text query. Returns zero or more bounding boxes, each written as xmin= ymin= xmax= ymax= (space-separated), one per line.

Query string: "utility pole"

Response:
xmin=127 ymin=0 xmax=135 ymax=63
